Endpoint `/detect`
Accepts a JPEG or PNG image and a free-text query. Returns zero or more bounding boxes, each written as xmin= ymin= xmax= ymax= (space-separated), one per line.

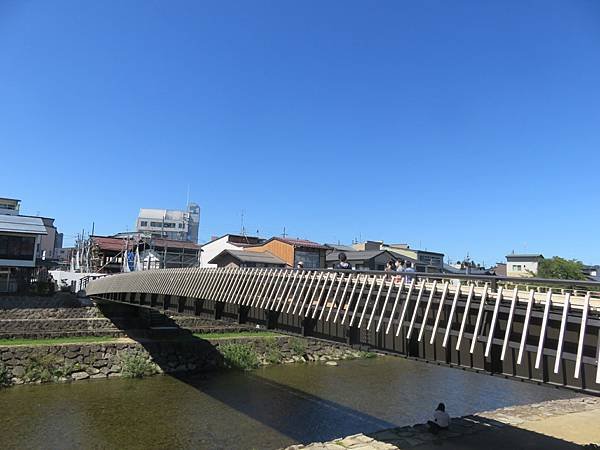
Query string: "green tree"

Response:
xmin=536 ymin=257 xmax=586 ymax=280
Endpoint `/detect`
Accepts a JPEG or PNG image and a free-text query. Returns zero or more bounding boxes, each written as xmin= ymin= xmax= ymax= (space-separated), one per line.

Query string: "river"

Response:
xmin=0 ymin=357 xmax=580 ymax=449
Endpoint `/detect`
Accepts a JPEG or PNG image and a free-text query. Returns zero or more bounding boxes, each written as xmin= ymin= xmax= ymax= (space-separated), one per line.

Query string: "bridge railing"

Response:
xmin=86 ymin=266 xmax=600 ymax=394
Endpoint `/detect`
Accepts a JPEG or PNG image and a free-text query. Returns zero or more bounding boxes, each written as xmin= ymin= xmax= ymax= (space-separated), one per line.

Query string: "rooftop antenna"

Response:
xmin=186 ymin=184 xmax=190 ymax=208
xmin=282 ymin=227 xmax=287 ymax=238
xmin=240 ymin=210 xmax=246 ymax=236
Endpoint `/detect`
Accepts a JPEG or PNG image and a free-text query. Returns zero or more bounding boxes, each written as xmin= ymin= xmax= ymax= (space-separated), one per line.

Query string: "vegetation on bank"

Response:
xmin=119 ymin=351 xmax=159 ymax=378
xmin=23 ymin=354 xmax=82 ymax=383
xmin=193 ymin=331 xmax=281 ymax=340
xmin=0 ymin=336 xmax=118 ymax=347
xmin=220 ymin=343 xmax=260 ymax=370
xmin=0 ymin=363 xmax=9 ymax=386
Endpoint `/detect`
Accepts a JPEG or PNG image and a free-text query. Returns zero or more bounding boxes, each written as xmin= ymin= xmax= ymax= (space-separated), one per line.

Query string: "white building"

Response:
xmin=136 ymin=203 xmax=200 ymax=243
xmin=0 ymin=214 xmax=47 ymax=292
xmin=506 ymin=254 xmax=544 ymax=277
xmin=0 ymin=197 xmax=20 ymax=215
xmin=199 ymin=234 xmax=263 ymax=268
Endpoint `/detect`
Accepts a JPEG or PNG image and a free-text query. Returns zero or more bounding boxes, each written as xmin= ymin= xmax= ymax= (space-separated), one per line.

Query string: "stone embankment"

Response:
xmin=0 ymin=335 xmax=368 ymax=386
xmin=0 ymin=294 xmax=121 ymax=339
xmin=283 ymin=397 xmax=600 ymax=449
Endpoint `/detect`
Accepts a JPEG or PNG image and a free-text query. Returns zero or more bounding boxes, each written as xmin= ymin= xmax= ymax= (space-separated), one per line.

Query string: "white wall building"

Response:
xmin=506 ymin=254 xmax=544 ymax=277
xmin=0 ymin=198 xmax=20 ymax=216
xmin=136 ymin=203 xmax=200 ymax=243
xmin=199 ymin=234 xmax=263 ymax=268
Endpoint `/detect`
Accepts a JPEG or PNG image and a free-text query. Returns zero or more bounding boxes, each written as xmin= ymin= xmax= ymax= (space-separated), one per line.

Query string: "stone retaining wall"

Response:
xmin=0 ymin=336 xmax=365 ymax=386
xmin=0 ymin=294 xmax=83 ymax=310
xmin=0 ymin=307 xmax=101 ymax=320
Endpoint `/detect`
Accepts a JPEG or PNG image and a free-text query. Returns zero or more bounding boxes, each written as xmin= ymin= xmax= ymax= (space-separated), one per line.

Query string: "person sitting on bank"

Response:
xmin=427 ymin=403 xmax=450 ymax=434
xmin=334 ymin=252 xmax=352 ymax=270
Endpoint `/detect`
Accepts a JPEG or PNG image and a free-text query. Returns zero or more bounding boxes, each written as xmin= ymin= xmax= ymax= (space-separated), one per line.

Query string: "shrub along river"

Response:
xmin=0 ymin=356 xmax=579 ymax=449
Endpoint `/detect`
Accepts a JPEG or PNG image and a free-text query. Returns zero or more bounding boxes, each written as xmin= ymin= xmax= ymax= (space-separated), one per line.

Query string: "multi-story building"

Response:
xmin=136 ymin=203 xmax=200 ymax=243
xmin=0 ymin=214 xmax=47 ymax=292
xmin=506 ymin=254 xmax=544 ymax=277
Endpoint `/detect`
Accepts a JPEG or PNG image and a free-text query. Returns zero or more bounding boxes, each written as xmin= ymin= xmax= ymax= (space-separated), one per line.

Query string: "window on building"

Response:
xmin=0 ymin=235 xmax=36 ymax=260
xmin=140 ymin=221 xmax=148 ymax=227
xmin=512 ymin=265 xmax=522 ymax=271
xmin=150 ymin=221 xmax=162 ymax=227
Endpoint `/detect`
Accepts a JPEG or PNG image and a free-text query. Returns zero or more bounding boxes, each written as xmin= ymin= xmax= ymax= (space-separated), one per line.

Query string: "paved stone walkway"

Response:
xmin=282 ymin=397 xmax=600 ymax=450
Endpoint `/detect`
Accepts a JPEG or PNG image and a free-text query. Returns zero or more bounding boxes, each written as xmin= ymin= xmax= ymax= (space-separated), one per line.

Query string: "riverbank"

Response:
xmin=284 ymin=397 xmax=600 ymax=449
xmin=0 ymin=333 xmax=373 ymax=386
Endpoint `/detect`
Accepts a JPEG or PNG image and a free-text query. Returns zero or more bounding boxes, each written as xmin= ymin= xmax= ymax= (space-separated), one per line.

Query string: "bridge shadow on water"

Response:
xmin=96 ymin=303 xmax=597 ymax=449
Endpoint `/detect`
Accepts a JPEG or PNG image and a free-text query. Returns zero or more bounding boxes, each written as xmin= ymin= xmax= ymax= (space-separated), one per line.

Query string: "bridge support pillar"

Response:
xmin=238 ymin=305 xmax=249 ymax=324
xmin=214 ymin=302 xmax=224 ymax=320
xmin=302 ymin=318 xmax=316 ymax=337
xmin=346 ymin=325 xmax=359 ymax=346
xmin=267 ymin=311 xmax=279 ymax=330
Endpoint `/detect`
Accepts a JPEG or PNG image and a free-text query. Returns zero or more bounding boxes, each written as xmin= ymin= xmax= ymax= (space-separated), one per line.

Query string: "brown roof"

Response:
xmin=208 ymin=249 xmax=286 ymax=266
xmin=91 ymin=236 xmax=128 ymax=252
xmin=269 ymin=237 xmax=331 ymax=250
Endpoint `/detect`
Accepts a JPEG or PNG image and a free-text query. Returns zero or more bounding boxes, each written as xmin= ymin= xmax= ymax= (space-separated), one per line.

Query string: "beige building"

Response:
xmin=506 ymin=254 xmax=544 ymax=277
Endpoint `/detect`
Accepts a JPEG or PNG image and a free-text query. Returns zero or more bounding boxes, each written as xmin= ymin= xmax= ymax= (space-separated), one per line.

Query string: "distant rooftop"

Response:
xmin=249 ymin=237 xmax=330 ymax=250
xmin=326 ymin=249 xmax=413 ymax=262
xmin=506 ymin=254 xmax=544 ymax=259
xmin=208 ymin=249 xmax=286 ymax=266
xmin=324 ymin=243 xmax=355 ymax=252
xmin=0 ymin=215 xmax=46 ymax=235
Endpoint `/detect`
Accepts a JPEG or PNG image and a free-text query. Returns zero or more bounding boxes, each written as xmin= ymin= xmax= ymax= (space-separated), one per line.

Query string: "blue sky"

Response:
xmin=1 ymin=1 xmax=599 ymax=266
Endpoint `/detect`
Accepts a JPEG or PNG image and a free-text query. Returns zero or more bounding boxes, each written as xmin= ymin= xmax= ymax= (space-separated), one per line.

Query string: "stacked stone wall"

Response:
xmin=0 ymin=336 xmax=367 ymax=386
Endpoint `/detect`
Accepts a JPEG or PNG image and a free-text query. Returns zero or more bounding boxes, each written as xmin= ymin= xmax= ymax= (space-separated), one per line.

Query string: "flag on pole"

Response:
xmin=122 ymin=250 xmax=131 ymax=273
xmin=135 ymin=247 xmax=142 ymax=271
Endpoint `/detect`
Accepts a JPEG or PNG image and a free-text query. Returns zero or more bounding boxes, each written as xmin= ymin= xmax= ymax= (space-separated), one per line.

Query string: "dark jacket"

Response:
xmin=334 ymin=262 xmax=352 ymax=270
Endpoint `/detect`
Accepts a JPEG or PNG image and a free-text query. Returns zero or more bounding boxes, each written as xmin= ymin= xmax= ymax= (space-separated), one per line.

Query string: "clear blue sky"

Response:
xmin=1 ymin=1 xmax=599 ymax=266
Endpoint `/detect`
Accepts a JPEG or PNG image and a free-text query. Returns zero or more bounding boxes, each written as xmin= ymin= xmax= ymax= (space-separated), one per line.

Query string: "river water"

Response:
xmin=0 ymin=357 xmax=579 ymax=450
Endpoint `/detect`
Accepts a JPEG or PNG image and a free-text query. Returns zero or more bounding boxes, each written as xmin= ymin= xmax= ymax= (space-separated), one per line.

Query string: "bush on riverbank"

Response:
xmin=290 ymin=337 xmax=307 ymax=356
xmin=119 ymin=352 xmax=158 ymax=378
xmin=24 ymin=354 xmax=77 ymax=383
xmin=220 ymin=343 xmax=260 ymax=370
xmin=264 ymin=337 xmax=283 ymax=364
xmin=0 ymin=363 xmax=9 ymax=387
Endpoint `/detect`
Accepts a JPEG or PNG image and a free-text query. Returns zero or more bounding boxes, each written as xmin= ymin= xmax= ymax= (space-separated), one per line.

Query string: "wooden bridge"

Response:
xmin=86 ymin=267 xmax=600 ymax=395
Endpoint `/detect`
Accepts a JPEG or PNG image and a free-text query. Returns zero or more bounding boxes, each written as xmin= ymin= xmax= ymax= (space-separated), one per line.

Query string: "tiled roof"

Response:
xmin=91 ymin=236 xmax=127 ymax=252
xmin=209 ymin=249 xmax=286 ymax=265
xmin=327 ymin=250 xmax=417 ymax=263
xmin=272 ymin=237 xmax=330 ymax=249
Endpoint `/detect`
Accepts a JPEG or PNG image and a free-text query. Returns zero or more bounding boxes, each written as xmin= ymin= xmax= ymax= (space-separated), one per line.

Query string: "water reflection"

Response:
xmin=0 ymin=357 xmax=580 ymax=450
